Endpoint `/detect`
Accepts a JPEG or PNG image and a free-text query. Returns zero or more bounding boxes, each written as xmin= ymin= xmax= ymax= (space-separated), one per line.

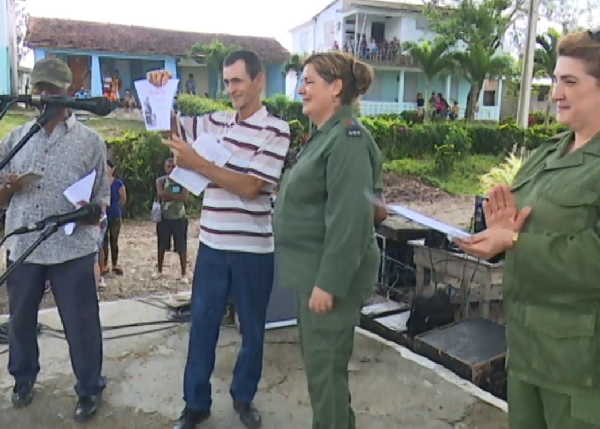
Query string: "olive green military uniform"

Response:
xmin=274 ymin=106 xmax=383 ymax=429
xmin=505 ymin=131 xmax=600 ymax=428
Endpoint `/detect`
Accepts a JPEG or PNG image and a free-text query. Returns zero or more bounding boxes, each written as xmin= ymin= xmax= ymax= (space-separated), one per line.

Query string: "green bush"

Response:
xmin=400 ymin=110 xmax=423 ymax=124
xmin=176 ymin=94 xmax=232 ymax=116
xmin=107 ymin=131 xmax=202 ymax=218
xmin=362 ymin=116 xmax=568 ymax=160
xmin=262 ymin=94 xmax=307 ymax=127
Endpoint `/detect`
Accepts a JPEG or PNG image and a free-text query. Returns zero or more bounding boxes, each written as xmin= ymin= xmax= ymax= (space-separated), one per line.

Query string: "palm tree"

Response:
xmin=190 ymin=40 xmax=239 ymax=97
xmin=403 ymin=40 xmax=454 ymax=121
xmin=534 ymin=29 xmax=560 ymax=124
xmin=451 ymin=44 xmax=513 ymax=121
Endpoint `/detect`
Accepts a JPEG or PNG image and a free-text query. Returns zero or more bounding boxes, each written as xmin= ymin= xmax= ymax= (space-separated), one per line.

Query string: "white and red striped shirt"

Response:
xmin=179 ymin=106 xmax=290 ymax=253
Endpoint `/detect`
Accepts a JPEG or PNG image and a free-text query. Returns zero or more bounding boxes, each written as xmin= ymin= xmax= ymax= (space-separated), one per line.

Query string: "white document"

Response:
xmin=387 ymin=203 xmax=472 ymax=240
xmin=134 ymin=78 xmax=179 ymax=131
xmin=169 ymin=133 xmax=233 ymax=196
xmin=62 ymin=170 xmax=96 ymax=235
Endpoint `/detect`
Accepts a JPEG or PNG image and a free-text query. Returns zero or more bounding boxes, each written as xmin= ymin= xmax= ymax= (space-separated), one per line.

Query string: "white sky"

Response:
xmin=27 ymin=0 xmax=334 ymax=51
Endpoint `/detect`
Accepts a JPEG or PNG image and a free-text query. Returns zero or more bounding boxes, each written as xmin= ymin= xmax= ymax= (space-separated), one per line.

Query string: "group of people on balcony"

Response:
xmin=333 ymin=36 xmax=402 ymax=62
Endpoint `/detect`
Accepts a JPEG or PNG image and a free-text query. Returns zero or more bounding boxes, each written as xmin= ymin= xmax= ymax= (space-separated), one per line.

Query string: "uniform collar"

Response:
xmin=544 ymin=130 xmax=600 ymax=171
xmin=315 ymin=105 xmax=353 ymax=136
xmin=581 ymin=130 xmax=600 ymax=156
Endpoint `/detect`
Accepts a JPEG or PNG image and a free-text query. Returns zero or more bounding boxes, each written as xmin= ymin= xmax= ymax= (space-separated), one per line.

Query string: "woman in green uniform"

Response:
xmin=273 ymin=52 xmax=383 ymax=429
xmin=457 ymin=30 xmax=600 ymax=429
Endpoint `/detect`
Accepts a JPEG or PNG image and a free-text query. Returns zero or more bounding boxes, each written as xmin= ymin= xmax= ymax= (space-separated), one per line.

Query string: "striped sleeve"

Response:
xmin=247 ymin=121 xmax=290 ymax=184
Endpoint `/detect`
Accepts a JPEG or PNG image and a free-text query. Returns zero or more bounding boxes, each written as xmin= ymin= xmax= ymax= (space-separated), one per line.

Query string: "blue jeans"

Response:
xmin=183 ymin=243 xmax=274 ymax=411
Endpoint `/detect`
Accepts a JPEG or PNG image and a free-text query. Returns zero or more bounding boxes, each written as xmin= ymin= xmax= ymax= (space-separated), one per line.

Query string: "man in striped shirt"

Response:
xmin=150 ymin=50 xmax=290 ymax=429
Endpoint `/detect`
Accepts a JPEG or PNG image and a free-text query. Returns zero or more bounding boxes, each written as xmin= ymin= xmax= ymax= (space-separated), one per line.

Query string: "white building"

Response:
xmin=289 ymin=0 xmax=504 ymax=121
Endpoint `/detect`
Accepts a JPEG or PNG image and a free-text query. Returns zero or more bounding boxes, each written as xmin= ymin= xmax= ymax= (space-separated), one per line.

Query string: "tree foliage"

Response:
xmin=425 ymin=0 xmax=515 ymax=120
xmin=190 ymin=40 xmax=239 ymax=97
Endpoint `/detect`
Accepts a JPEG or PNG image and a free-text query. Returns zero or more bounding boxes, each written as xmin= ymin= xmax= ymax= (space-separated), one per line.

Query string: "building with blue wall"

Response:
xmin=0 ymin=0 xmax=17 ymax=95
xmin=25 ymin=17 xmax=289 ymax=100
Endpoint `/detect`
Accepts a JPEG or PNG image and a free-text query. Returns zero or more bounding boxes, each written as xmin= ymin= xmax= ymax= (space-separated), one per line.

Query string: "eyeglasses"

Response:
xmin=588 ymin=27 xmax=600 ymax=42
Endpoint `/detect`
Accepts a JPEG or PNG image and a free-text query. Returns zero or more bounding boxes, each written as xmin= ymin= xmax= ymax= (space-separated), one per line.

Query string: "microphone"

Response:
xmin=9 ymin=204 xmax=102 ymax=235
xmin=0 ymin=95 xmax=119 ymax=116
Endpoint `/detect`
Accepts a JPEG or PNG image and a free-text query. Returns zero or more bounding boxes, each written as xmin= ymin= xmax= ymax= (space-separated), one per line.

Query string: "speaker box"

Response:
xmin=413 ymin=318 xmax=507 ymax=399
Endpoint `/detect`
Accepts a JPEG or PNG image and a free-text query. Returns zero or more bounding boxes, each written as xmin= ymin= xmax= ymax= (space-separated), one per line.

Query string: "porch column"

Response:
xmin=397 ymin=70 xmax=405 ymax=108
xmin=91 ymin=54 xmax=102 ymax=97
xmin=496 ymin=78 xmax=503 ymax=121
xmin=164 ymin=57 xmax=177 ymax=79
xmin=446 ymin=75 xmax=451 ymax=101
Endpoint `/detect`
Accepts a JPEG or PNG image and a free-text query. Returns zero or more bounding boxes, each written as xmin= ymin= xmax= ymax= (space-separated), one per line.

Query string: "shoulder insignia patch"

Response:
xmin=345 ymin=119 xmax=362 ymax=137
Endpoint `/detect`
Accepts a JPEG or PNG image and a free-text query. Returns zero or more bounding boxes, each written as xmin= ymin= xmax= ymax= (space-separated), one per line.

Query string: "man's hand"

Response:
xmin=147 ymin=69 xmax=172 ymax=87
xmin=308 ymin=286 xmax=334 ymax=314
xmin=485 ymin=185 xmax=532 ymax=231
xmin=164 ymin=135 xmax=208 ymax=172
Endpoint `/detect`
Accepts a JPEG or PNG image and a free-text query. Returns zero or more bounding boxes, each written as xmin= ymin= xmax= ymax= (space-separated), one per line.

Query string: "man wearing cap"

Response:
xmin=0 ymin=57 xmax=109 ymax=421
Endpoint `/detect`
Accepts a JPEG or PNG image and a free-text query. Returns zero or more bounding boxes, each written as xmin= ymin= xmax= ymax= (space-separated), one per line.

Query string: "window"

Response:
xmin=483 ymin=90 xmax=496 ymax=106
xmin=416 ymin=16 xmax=428 ymax=30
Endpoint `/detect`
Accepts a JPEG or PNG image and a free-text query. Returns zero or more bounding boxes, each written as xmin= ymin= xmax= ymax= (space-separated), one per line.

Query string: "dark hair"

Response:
xmin=558 ymin=31 xmax=600 ymax=84
xmin=303 ymin=52 xmax=373 ymax=105
xmin=224 ymin=50 xmax=263 ymax=80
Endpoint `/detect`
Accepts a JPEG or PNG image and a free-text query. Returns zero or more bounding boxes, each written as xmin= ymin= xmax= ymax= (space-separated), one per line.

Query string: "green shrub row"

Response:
xmin=360 ymin=117 xmax=567 ymax=159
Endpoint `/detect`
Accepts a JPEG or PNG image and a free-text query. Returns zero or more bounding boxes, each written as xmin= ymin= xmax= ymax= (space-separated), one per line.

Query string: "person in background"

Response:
xmin=102 ymin=160 xmax=126 ymax=276
xmin=185 ymin=73 xmax=197 ymax=95
xmin=416 ymin=92 xmax=425 ymax=120
xmin=449 ymin=100 xmax=460 ymax=121
xmin=155 ymin=158 xmax=188 ymax=281
xmin=457 ymin=30 xmax=600 ymax=429
xmin=436 ymin=92 xmax=449 ymax=119
xmin=123 ymin=89 xmax=137 ymax=111
xmin=428 ymin=92 xmax=438 ymax=118
xmin=273 ymin=51 xmax=385 ymax=429
xmin=74 ymin=86 xmax=90 ymax=99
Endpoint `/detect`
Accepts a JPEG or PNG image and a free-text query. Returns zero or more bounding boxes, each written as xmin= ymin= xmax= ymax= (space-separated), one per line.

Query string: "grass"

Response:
xmin=384 ymin=154 xmax=502 ymax=196
xmin=0 ymin=110 xmax=146 ymax=141
xmin=0 ymin=112 xmax=30 ymax=140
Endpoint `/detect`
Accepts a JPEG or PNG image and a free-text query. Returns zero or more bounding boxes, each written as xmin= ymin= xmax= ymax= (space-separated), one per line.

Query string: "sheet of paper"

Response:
xmin=134 ymin=78 xmax=179 ymax=131
xmin=387 ymin=203 xmax=472 ymax=239
xmin=169 ymin=133 xmax=233 ymax=196
xmin=62 ymin=170 xmax=96 ymax=235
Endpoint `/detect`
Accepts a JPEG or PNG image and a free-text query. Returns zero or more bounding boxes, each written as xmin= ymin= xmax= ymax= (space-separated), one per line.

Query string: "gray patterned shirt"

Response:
xmin=0 ymin=115 xmax=110 ymax=264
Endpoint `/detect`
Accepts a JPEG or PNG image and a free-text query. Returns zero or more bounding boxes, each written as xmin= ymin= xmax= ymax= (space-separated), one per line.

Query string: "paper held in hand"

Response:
xmin=134 ymin=78 xmax=179 ymax=131
xmin=387 ymin=203 xmax=472 ymax=240
xmin=169 ymin=133 xmax=232 ymax=196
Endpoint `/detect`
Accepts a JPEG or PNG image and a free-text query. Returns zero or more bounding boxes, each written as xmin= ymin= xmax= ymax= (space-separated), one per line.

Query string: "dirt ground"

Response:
xmin=0 ymin=174 xmax=475 ymax=315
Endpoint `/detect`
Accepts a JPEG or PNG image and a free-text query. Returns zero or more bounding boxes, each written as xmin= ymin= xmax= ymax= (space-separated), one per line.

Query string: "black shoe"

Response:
xmin=233 ymin=401 xmax=262 ymax=429
xmin=11 ymin=381 xmax=34 ymax=408
xmin=74 ymin=394 xmax=101 ymax=422
xmin=172 ymin=407 xmax=210 ymax=429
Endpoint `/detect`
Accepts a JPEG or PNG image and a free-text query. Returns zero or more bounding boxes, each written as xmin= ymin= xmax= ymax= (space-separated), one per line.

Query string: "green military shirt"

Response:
xmin=504 ymin=131 xmax=600 ymax=414
xmin=273 ymin=106 xmax=383 ymax=299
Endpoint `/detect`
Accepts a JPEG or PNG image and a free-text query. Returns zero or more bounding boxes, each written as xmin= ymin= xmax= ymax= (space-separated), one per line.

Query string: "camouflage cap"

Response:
xmin=31 ymin=57 xmax=73 ymax=89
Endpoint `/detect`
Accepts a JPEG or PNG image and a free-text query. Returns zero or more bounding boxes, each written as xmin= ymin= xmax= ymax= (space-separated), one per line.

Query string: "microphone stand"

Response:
xmin=0 ymin=105 xmax=59 ymax=172
xmin=0 ymin=222 xmax=60 ymax=287
xmin=0 ymin=100 xmax=16 ymax=121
